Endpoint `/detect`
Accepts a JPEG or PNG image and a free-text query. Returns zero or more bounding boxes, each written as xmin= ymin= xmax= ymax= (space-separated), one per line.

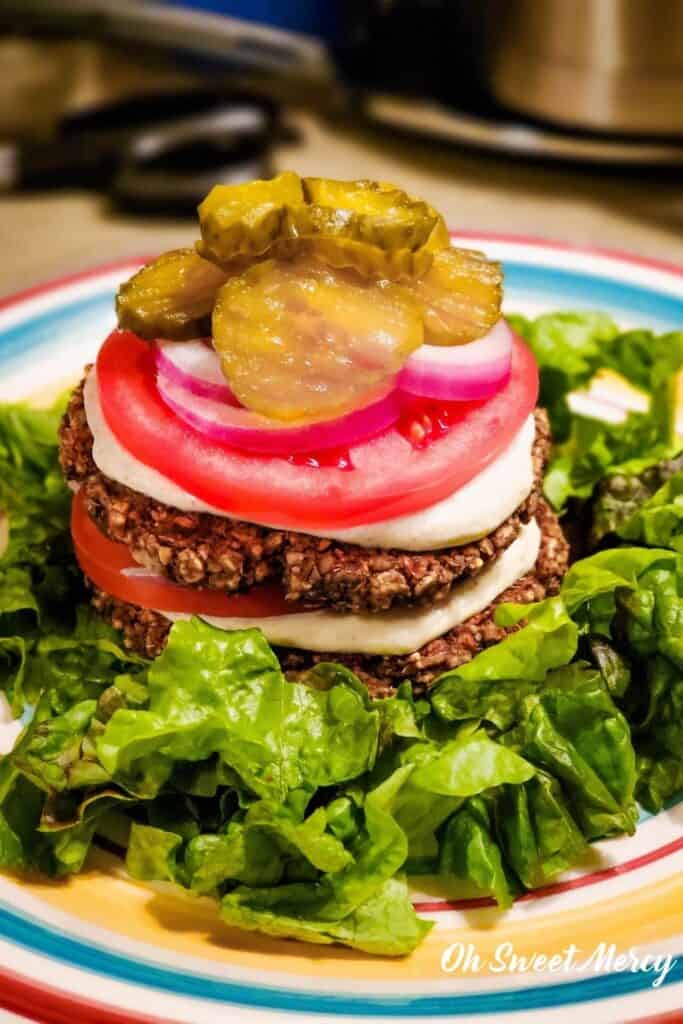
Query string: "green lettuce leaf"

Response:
xmin=430 ymin=595 xmax=638 ymax=844
xmin=561 ymin=547 xmax=676 ymax=621
xmin=560 ymin=548 xmax=682 ymax=817
xmin=618 ymin=471 xmax=683 ymax=552
xmin=23 ymin=607 xmax=148 ymax=715
xmin=126 ymin=823 xmax=183 ymax=883
xmin=242 ymin=801 xmax=352 ymax=873
xmin=9 ymin=695 xmax=102 ymax=792
xmin=48 ymin=816 xmax=103 ymax=875
xmin=543 ymin=411 xmax=676 ymax=513
xmin=585 ymin=637 xmax=631 ymax=698
xmin=407 ymin=732 xmax=534 ymax=797
xmin=0 ymin=767 xmax=48 ymax=872
xmin=602 ymin=329 xmax=683 ymax=396
xmin=589 ymin=453 xmax=683 ymax=550
xmin=370 ymin=763 xmax=459 ymax=865
xmin=217 ymin=767 xmax=426 ymax=955
xmin=509 ymin=311 xmax=618 ymax=441
xmin=494 ymin=770 xmax=587 ymax=889
xmin=367 ymin=730 xmax=534 ymax=866
xmin=98 ymin=620 xmax=379 ymax=801
xmin=512 ymin=314 xmax=682 ymax=511
xmin=636 ymin=746 xmax=683 ymax=813
xmin=431 ymin=597 xmax=578 ymax=722
xmin=184 ymin=821 xmax=283 ymax=893
xmin=0 ymin=397 xmax=73 ymax=571
xmin=0 ymin=760 xmax=109 ymax=876
xmin=508 ymin=666 xmax=637 ymax=838
xmin=221 ymin=875 xmax=430 ymax=956
xmin=181 ymin=798 xmax=354 ymax=896
xmin=439 ymin=796 xmax=514 ymax=908
xmin=375 ymin=682 xmax=428 ymax=747
xmin=0 ymin=394 xmax=137 ymax=724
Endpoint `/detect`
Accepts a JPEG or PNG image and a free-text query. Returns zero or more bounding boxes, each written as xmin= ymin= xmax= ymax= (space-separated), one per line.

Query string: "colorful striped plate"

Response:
xmin=0 ymin=235 xmax=681 ymax=1024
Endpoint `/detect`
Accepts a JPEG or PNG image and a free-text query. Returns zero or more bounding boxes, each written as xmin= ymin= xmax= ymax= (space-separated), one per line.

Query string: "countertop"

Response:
xmin=1 ymin=107 xmax=682 ymax=298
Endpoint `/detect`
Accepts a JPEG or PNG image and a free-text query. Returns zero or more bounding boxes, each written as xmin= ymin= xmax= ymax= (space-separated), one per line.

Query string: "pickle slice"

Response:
xmin=410 ymin=247 xmax=503 ymax=346
xmin=116 ymin=249 xmax=228 ymax=340
xmin=300 ymin=178 xmax=437 ymax=252
xmin=197 ymin=174 xmax=441 ymax=280
xmin=387 ymin=184 xmax=450 ymax=253
xmin=296 ymin=178 xmax=438 ymax=279
xmin=302 ymin=200 xmax=446 ymax=280
xmin=197 ymin=171 xmax=304 ymax=265
xmin=375 ymin=181 xmax=449 ymax=247
xmin=212 ymin=255 xmax=423 ymax=422
xmin=301 ymin=236 xmax=434 ymax=281
xmin=424 ymin=208 xmax=451 ymax=252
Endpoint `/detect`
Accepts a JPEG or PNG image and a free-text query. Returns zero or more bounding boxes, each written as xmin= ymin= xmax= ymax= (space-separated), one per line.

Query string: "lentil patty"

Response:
xmin=86 ymin=499 xmax=568 ymax=697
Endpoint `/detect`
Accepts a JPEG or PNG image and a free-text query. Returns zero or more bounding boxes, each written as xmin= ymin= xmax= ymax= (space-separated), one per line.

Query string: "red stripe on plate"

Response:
xmin=0 ymin=258 xmax=150 ymax=312
xmin=451 ymin=231 xmax=683 ymax=277
xmin=0 ymin=965 xmax=171 ymax=1024
xmin=631 ymin=1011 xmax=683 ymax=1024
xmin=1 ymin=235 xmax=680 ymax=317
xmin=414 ymin=836 xmax=683 ymax=913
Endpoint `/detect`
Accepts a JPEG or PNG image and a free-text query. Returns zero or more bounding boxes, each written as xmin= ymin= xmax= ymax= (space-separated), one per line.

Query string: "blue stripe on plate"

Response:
xmin=0 ymin=901 xmax=680 ymax=1016
xmin=504 ymin=265 xmax=682 ymax=327
xmin=0 ymin=294 xmax=114 ymax=361
xmin=0 ymin=261 xmax=680 ymax=371
xmin=0 ymin=253 xmax=681 ymax=1017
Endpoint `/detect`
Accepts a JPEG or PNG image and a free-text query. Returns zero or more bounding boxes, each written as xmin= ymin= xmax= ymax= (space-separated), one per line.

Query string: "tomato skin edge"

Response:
xmin=96 ymin=328 xmax=539 ymax=531
xmin=71 ymin=490 xmax=297 ymax=617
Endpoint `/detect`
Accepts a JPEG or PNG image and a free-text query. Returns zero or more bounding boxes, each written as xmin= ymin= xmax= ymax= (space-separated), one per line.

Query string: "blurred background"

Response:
xmin=0 ymin=0 xmax=681 ymax=295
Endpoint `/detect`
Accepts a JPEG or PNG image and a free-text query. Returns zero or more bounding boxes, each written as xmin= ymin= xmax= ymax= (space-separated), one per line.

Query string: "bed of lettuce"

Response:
xmin=0 ymin=311 xmax=681 ymax=956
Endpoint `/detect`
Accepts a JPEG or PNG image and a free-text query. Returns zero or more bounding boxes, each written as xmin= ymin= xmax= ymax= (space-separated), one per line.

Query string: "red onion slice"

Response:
xmin=155 ymin=338 xmax=237 ymax=404
xmin=398 ymin=319 xmax=513 ymax=401
xmin=155 ymin=369 xmax=402 ymax=455
xmin=121 ymin=566 xmax=165 ymax=579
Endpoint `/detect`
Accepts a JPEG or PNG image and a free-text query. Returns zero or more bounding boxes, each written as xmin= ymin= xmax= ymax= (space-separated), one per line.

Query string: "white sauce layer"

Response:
xmin=161 ymin=519 xmax=540 ymax=655
xmin=84 ymin=371 xmax=535 ymax=551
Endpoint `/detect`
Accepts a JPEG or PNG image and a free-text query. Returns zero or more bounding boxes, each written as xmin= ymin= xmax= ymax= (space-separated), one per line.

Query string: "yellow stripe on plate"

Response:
xmin=5 ymin=852 xmax=682 ymax=982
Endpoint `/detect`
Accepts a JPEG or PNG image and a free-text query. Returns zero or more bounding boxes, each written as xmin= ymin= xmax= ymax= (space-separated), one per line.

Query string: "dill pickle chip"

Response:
xmin=424 ymin=209 xmax=451 ymax=252
xmin=212 ymin=255 xmax=423 ymax=422
xmin=375 ymin=181 xmax=449 ymax=249
xmin=380 ymin=184 xmax=449 ymax=253
xmin=197 ymin=174 xmax=440 ymax=280
xmin=299 ymin=178 xmax=437 ymax=252
xmin=300 ymin=185 xmax=448 ymax=278
xmin=116 ymin=249 xmax=228 ymax=340
xmin=197 ymin=171 xmax=304 ymax=265
xmin=303 ymin=235 xmax=434 ymax=281
xmin=410 ymin=246 xmax=503 ymax=346
xmin=290 ymin=178 xmax=439 ymax=279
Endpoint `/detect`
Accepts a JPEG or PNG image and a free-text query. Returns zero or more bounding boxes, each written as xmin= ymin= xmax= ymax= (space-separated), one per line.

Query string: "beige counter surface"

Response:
xmin=1 ymin=109 xmax=682 ymax=298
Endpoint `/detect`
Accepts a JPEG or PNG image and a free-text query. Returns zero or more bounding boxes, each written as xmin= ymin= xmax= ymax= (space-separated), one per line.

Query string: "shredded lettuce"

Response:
xmin=512 ymin=313 xmax=683 ymax=511
xmin=617 ymin=471 xmax=683 ymax=552
xmin=0 ymin=315 xmax=681 ymax=955
xmin=588 ymin=452 xmax=683 ymax=550
xmin=506 ymin=311 xmax=619 ymax=442
xmin=562 ymin=547 xmax=683 ymax=812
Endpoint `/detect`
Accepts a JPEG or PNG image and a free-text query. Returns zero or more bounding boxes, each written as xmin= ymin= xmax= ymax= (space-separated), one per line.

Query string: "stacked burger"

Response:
xmin=59 ymin=174 xmax=568 ymax=695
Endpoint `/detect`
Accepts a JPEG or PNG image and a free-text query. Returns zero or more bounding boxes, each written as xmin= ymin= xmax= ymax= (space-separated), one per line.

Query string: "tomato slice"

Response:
xmin=71 ymin=490 xmax=295 ymax=616
xmin=97 ymin=328 xmax=538 ymax=531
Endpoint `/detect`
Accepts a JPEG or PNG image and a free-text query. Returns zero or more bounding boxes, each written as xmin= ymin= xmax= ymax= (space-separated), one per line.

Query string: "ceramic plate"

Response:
xmin=0 ymin=236 xmax=681 ymax=1024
